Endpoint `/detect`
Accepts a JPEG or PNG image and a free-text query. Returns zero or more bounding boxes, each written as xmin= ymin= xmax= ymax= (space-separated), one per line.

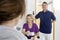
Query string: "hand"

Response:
xmin=26 ymin=31 xmax=30 ymax=36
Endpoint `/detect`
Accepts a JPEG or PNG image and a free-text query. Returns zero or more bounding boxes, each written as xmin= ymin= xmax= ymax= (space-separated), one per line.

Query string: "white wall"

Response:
xmin=25 ymin=0 xmax=35 ymax=14
xmin=53 ymin=0 xmax=60 ymax=40
xmin=15 ymin=0 xmax=35 ymax=31
xmin=55 ymin=10 xmax=60 ymax=40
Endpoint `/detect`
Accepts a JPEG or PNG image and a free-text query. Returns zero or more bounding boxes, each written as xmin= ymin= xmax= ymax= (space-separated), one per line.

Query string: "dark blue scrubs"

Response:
xmin=35 ymin=10 xmax=56 ymax=34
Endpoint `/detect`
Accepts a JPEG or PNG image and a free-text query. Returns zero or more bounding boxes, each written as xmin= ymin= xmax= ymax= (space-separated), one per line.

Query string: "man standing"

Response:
xmin=35 ymin=2 xmax=56 ymax=40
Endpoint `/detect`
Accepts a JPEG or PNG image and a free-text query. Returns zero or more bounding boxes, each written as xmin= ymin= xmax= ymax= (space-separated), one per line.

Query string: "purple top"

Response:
xmin=23 ymin=23 xmax=39 ymax=33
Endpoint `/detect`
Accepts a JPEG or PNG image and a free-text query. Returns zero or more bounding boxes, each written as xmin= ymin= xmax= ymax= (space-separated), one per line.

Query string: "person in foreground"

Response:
xmin=35 ymin=2 xmax=56 ymax=40
xmin=0 ymin=0 xmax=28 ymax=40
xmin=22 ymin=14 xmax=40 ymax=40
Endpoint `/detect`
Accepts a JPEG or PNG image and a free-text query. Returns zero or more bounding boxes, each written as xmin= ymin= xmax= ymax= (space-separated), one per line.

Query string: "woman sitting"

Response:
xmin=22 ymin=14 xmax=39 ymax=40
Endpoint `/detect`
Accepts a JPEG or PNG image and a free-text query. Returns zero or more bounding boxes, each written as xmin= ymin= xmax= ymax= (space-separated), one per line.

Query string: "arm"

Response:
xmin=51 ymin=12 xmax=56 ymax=39
xmin=51 ymin=12 xmax=56 ymax=21
xmin=22 ymin=24 xmax=29 ymax=36
xmin=34 ymin=24 xmax=40 ymax=38
xmin=22 ymin=28 xmax=30 ymax=36
xmin=35 ymin=12 xmax=41 ymax=29
xmin=52 ymin=20 xmax=56 ymax=30
xmin=35 ymin=12 xmax=40 ymax=19
xmin=22 ymin=29 xmax=27 ymax=35
xmin=51 ymin=12 xmax=56 ymax=27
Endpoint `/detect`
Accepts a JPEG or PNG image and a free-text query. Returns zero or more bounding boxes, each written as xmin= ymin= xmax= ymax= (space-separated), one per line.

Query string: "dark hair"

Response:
xmin=0 ymin=0 xmax=25 ymax=24
xmin=42 ymin=2 xmax=48 ymax=5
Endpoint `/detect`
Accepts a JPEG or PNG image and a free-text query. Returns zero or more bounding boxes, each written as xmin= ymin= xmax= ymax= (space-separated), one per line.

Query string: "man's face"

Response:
xmin=42 ymin=3 xmax=48 ymax=10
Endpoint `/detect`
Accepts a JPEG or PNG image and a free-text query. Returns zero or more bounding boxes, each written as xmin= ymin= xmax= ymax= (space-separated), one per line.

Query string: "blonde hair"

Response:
xmin=26 ymin=14 xmax=34 ymax=23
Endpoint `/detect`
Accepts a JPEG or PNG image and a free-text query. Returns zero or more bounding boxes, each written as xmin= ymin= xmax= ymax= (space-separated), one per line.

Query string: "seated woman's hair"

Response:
xmin=26 ymin=14 xmax=34 ymax=23
xmin=0 ymin=0 xmax=25 ymax=24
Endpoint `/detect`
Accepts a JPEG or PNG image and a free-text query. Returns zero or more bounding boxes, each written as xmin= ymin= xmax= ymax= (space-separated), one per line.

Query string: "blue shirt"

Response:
xmin=35 ymin=10 xmax=56 ymax=34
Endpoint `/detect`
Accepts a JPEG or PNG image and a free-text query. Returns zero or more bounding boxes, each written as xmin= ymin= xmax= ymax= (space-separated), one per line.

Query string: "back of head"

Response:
xmin=42 ymin=2 xmax=48 ymax=5
xmin=0 ymin=0 xmax=25 ymax=24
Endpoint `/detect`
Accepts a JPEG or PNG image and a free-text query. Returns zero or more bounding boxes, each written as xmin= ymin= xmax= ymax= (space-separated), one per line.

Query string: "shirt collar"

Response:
xmin=42 ymin=10 xmax=48 ymax=13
